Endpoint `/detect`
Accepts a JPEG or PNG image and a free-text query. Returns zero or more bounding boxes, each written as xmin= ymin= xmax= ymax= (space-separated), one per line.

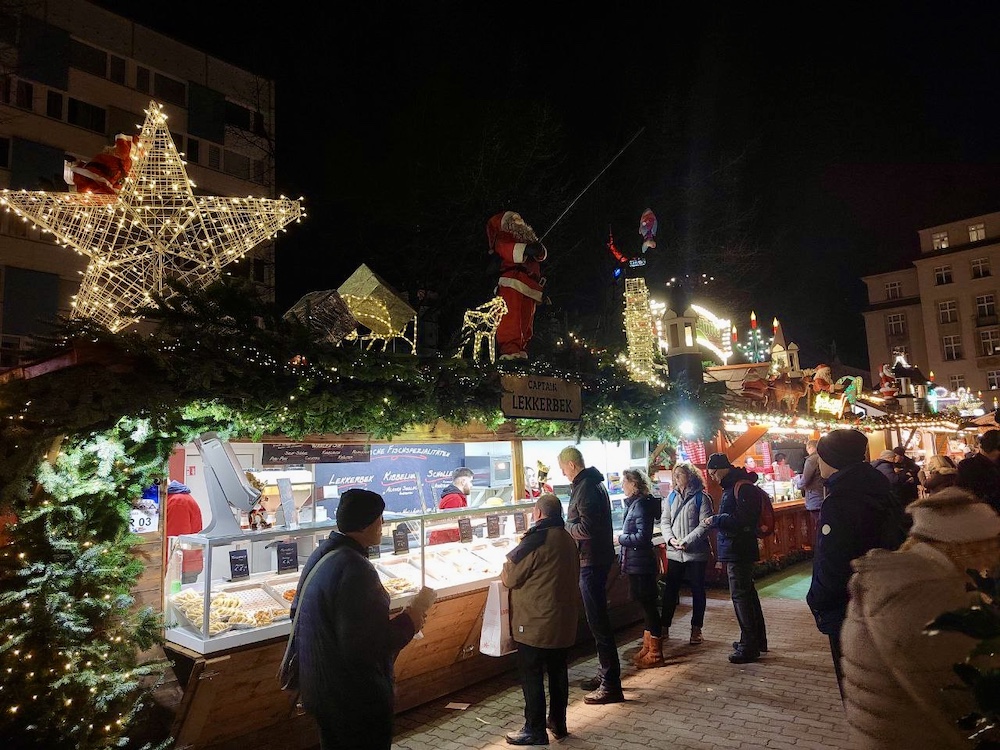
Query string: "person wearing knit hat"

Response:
xmin=807 ymin=429 xmax=907 ymax=701
xmin=289 ymin=488 xmax=434 ymax=750
xmin=840 ymin=487 xmax=1000 ymax=748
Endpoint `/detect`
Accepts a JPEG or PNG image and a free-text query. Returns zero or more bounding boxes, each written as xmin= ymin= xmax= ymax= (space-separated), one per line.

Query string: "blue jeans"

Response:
xmin=579 ymin=563 xmax=621 ymax=690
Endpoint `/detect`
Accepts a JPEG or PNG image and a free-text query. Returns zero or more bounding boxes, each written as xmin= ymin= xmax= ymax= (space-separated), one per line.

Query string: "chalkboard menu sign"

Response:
xmin=392 ymin=527 xmax=410 ymax=555
xmin=458 ymin=517 xmax=474 ymax=543
xmin=486 ymin=514 xmax=500 ymax=539
xmin=367 ymin=545 xmax=381 ymax=559
xmin=276 ymin=541 xmax=299 ymax=573
xmin=229 ymin=549 xmax=250 ymax=580
xmin=514 ymin=512 xmax=527 ymax=533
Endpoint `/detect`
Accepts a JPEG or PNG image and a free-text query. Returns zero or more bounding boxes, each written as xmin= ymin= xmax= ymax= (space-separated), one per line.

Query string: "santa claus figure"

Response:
xmin=810 ymin=363 xmax=835 ymax=393
xmin=879 ymin=363 xmax=899 ymax=398
xmin=68 ymin=134 xmax=140 ymax=195
xmin=486 ymin=211 xmax=547 ymax=360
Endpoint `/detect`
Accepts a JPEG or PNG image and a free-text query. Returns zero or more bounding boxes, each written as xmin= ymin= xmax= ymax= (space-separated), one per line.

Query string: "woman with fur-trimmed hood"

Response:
xmin=840 ymin=487 xmax=1000 ymax=749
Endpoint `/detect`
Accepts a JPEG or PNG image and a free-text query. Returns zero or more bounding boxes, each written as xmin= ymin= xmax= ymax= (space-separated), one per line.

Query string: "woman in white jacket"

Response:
xmin=840 ymin=487 xmax=1000 ymax=749
xmin=660 ymin=462 xmax=714 ymax=645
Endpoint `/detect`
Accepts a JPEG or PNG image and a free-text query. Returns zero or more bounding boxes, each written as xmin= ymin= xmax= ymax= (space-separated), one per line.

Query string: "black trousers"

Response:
xmin=660 ymin=559 xmax=707 ymax=629
xmin=516 ymin=642 xmax=569 ymax=733
xmin=828 ymin=620 xmax=845 ymax=703
xmin=727 ymin=561 xmax=767 ymax=652
xmin=627 ymin=573 xmax=662 ymax=637
xmin=579 ymin=563 xmax=621 ymax=689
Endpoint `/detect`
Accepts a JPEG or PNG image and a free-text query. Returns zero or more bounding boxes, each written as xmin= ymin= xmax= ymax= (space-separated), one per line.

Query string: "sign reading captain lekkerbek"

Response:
xmin=500 ymin=374 xmax=582 ymax=421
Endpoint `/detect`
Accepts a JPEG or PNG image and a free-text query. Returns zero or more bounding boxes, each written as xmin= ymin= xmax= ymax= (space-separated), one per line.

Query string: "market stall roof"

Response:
xmin=892 ymin=360 xmax=928 ymax=382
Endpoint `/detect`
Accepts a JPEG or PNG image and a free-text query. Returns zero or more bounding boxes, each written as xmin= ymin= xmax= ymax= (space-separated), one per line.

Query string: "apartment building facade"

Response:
xmin=862 ymin=211 xmax=1000 ymax=397
xmin=0 ymin=0 xmax=277 ymax=366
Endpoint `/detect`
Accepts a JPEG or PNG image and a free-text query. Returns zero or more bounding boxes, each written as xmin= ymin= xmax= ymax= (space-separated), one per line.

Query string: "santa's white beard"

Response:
xmin=502 ymin=214 xmax=539 ymax=243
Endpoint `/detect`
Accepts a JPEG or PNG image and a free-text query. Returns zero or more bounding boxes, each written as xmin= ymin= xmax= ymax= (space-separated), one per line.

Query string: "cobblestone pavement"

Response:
xmin=393 ymin=591 xmax=850 ymax=750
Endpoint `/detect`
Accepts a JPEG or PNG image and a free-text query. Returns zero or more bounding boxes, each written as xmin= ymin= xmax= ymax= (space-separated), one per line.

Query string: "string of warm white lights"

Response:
xmin=0 ymin=101 xmax=304 ymax=332
xmin=623 ymin=277 xmax=661 ymax=385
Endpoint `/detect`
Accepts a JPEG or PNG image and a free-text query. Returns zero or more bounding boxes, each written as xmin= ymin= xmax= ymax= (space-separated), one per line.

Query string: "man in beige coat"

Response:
xmin=501 ymin=493 xmax=580 ymax=745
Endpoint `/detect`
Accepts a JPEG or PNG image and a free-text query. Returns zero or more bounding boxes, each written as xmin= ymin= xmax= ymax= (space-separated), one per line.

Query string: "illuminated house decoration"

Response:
xmin=0 ymin=101 xmax=303 ymax=332
xmin=622 ymin=277 xmax=660 ymax=384
xmin=337 ymin=263 xmax=417 ymax=353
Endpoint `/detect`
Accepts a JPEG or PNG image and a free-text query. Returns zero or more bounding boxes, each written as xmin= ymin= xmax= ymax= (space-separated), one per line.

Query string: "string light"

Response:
xmin=0 ymin=101 xmax=303 ymax=333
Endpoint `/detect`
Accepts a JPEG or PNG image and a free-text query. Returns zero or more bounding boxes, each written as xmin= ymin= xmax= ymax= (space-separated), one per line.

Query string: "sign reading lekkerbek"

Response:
xmin=501 ymin=375 xmax=582 ymax=421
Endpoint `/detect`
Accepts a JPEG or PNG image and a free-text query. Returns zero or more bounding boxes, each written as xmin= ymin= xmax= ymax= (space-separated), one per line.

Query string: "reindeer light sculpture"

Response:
xmin=455 ymin=296 xmax=508 ymax=363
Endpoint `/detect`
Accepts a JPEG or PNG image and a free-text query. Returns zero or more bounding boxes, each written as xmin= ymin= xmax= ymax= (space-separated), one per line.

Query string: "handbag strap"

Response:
xmin=288 ymin=547 xmax=340 ymax=639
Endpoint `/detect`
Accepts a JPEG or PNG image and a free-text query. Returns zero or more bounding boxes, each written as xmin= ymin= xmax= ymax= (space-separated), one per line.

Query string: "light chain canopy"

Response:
xmin=0 ymin=101 xmax=304 ymax=332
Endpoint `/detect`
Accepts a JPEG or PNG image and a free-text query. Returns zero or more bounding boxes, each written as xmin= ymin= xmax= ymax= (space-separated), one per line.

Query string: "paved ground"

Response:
xmin=393 ymin=589 xmax=850 ymax=750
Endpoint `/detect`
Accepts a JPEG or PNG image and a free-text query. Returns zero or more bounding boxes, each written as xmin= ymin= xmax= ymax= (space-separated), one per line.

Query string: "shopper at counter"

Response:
xmin=558 ymin=445 xmax=623 ymax=704
xmin=617 ymin=468 xmax=663 ymax=668
xmin=501 ymin=493 xmax=580 ymax=745
xmin=661 ymin=462 xmax=713 ymax=647
xmin=796 ymin=440 xmax=826 ymax=528
xmin=807 ymin=429 xmax=906 ymax=701
xmin=291 ymin=489 xmax=431 ymax=750
xmin=428 ymin=467 xmax=474 ymax=545
xmin=166 ymin=480 xmax=204 ymax=584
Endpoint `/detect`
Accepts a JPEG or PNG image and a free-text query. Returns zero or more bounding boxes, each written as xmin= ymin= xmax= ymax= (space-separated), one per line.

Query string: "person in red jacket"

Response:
xmin=428 ymin=468 xmax=474 ymax=545
xmin=166 ymin=480 xmax=204 ymax=583
xmin=486 ymin=211 xmax=547 ymax=360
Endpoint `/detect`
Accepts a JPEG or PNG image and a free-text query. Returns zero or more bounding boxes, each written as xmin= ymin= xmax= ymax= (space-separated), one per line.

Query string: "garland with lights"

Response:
xmin=0 ymin=281 xmax=723 ymax=748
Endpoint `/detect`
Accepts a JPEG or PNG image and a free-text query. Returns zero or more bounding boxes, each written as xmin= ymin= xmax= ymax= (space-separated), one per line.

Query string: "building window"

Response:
xmin=69 ymin=39 xmax=107 ymax=78
xmin=989 ymin=371 xmax=1000 ymax=390
xmin=225 ymin=101 xmax=255 ymax=131
xmin=981 ymin=329 xmax=1000 ymax=356
xmin=223 ymin=150 xmax=250 ymax=179
xmin=943 ymin=335 xmax=963 ymax=361
xmin=153 ymin=72 xmax=185 ymax=106
xmin=15 ymin=80 xmax=33 ymax=110
xmin=939 ymin=300 xmax=958 ymax=324
xmin=884 ymin=281 xmax=902 ymax=300
xmin=969 ymin=223 xmax=986 ymax=242
xmin=949 ymin=374 xmax=966 ymax=391
xmin=136 ymin=66 xmax=150 ymax=93
xmin=932 ymin=231 xmax=950 ymax=250
xmin=186 ymin=137 xmax=200 ymax=164
xmin=972 ymin=257 xmax=992 ymax=279
xmin=208 ymin=144 xmax=221 ymax=170
xmin=67 ymin=98 xmax=106 ymax=134
xmin=977 ymin=294 xmax=996 ymax=318
xmin=886 ymin=313 xmax=906 ymax=336
xmin=46 ymin=90 xmax=63 ymax=119
xmin=109 ymin=55 xmax=126 ymax=85
xmin=169 ymin=131 xmax=184 ymax=152
xmin=0 ymin=136 xmax=9 ymax=169
xmin=934 ymin=265 xmax=953 ymax=285
xmin=252 ymin=158 xmax=266 ymax=184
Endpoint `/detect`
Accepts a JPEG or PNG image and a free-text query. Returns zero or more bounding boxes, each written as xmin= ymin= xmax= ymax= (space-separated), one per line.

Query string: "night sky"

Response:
xmin=95 ymin=1 xmax=1000 ymax=369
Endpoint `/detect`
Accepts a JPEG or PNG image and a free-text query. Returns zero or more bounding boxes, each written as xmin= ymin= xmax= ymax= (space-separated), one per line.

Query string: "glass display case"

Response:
xmin=164 ymin=500 xmax=630 ymax=655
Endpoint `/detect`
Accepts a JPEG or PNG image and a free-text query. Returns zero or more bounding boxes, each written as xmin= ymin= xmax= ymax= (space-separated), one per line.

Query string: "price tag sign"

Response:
xmin=276 ymin=541 xmax=299 ymax=573
xmin=129 ymin=507 xmax=158 ymax=534
xmin=458 ymin=517 xmax=474 ymax=543
xmin=229 ymin=549 xmax=250 ymax=580
xmin=486 ymin=514 xmax=500 ymax=539
xmin=367 ymin=545 xmax=382 ymax=560
xmin=514 ymin=512 xmax=527 ymax=533
xmin=392 ymin=527 xmax=410 ymax=555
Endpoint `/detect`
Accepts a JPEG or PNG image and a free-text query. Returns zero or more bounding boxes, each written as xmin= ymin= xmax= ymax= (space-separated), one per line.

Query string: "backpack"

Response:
xmin=734 ymin=480 xmax=775 ymax=538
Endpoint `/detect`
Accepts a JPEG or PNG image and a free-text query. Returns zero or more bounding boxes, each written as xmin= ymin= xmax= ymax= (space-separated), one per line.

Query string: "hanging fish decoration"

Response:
xmin=639 ymin=208 xmax=657 ymax=253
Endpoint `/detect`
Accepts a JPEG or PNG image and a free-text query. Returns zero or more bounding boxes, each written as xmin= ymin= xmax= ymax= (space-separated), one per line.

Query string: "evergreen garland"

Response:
xmin=0 ymin=281 xmax=722 ymax=748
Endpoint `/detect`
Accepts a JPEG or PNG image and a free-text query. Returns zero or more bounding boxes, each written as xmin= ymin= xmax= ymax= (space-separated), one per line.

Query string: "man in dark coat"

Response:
xmin=806 ymin=429 xmax=906 ymax=701
xmin=957 ymin=428 xmax=1000 ymax=513
xmin=703 ymin=454 xmax=768 ymax=663
xmin=501 ymin=493 xmax=580 ymax=745
xmin=558 ymin=445 xmax=623 ymax=704
xmin=291 ymin=489 xmax=432 ymax=750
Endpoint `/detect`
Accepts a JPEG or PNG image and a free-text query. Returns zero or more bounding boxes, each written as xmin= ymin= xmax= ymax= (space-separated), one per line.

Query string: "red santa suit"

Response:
xmin=486 ymin=211 xmax=547 ymax=358
xmin=70 ymin=134 xmax=140 ymax=195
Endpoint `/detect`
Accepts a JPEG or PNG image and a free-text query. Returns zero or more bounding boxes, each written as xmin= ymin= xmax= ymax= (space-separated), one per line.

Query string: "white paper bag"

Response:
xmin=479 ymin=580 xmax=516 ymax=657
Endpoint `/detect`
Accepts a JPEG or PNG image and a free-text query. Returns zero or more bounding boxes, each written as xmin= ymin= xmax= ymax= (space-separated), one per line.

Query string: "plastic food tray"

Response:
xmin=432 ymin=548 xmax=493 ymax=578
xmin=262 ymin=573 xmax=302 ymax=606
xmin=169 ymin=590 xmax=231 ymax=637
xmin=374 ymin=557 xmax=432 ymax=588
xmin=209 ymin=584 xmax=290 ymax=629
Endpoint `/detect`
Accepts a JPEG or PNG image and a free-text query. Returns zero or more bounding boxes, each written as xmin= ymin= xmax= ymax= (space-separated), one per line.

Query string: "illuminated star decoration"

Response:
xmin=0 ymin=101 xmax=304 ymax=332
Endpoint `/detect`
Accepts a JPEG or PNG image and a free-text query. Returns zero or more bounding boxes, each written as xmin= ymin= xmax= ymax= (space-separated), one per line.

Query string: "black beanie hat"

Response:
xmin=336 ymin=488 xmax=385 ymax=532
xmin=817 ymin=429 xmax=868 ymax=470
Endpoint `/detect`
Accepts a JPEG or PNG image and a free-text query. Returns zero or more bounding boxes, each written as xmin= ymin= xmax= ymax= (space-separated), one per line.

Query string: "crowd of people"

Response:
xmin=277 ymin=430 xmax=1000 ymax=749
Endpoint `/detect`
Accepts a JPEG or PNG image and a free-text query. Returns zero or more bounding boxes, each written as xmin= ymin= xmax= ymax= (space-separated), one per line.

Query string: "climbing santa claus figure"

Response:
xmin=67 ymin=133 xmax=141 ymax=195
xmin=486 ymin=211 xmax=547 ymax=360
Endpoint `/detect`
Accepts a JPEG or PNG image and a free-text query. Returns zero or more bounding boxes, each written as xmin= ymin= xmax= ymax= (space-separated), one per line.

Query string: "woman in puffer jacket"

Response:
xmin=661 ymin=462 xmax=714 ymax=645
xmin=617 ymin=467 xmax=664 ymax=668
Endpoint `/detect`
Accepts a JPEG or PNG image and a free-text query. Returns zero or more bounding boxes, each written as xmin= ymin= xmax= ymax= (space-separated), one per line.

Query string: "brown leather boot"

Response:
xmin=631 ymin=631 xmax=651 ymax=665
xmin=635 ymin=635 xmax=664 ymax=669
xmin=690 ymin=626 xmax=704 ymax=645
